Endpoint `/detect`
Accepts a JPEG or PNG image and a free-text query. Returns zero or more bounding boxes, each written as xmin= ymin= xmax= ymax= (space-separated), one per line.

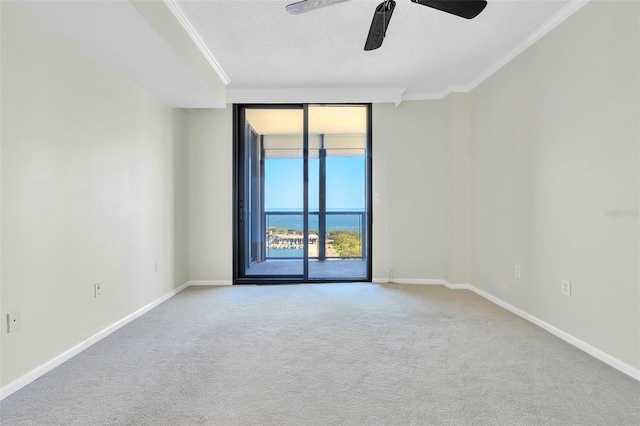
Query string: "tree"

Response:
xmin=327 ymin=231 xmax=362 ymax=258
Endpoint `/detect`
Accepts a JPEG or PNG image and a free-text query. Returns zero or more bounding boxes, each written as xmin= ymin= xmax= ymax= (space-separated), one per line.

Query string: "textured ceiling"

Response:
xmin=15 ymin=0 xmax=226 ymax=107
xmin=177 ymin=0 xmax=574 ymax=98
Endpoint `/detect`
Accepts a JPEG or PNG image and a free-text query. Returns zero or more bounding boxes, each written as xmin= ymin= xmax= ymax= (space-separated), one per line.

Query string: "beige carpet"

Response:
xmin=1 ymin=283 xmax=639 ymax=425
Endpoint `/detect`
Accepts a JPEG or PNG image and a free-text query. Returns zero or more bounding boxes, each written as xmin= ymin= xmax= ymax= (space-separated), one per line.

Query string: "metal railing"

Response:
xmin=265 ymin=211 xmax=366 ymax=260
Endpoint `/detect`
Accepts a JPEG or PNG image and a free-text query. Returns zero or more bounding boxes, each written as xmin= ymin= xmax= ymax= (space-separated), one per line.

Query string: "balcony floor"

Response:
xmin=245 ymin=259 xmax=367 ymax=279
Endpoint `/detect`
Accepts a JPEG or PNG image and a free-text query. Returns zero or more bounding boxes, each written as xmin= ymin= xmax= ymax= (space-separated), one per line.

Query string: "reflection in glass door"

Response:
xmin=234 ymin=104 xmax=371 ymax=283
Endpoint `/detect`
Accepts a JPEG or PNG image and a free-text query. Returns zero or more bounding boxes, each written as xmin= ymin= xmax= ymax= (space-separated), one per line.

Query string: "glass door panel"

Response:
xmin=239 ymin=107 xmax=304 ymax=278
xmin=307 ymin=106 xmax=369 ymax=280
xmin=234 ymin=104 xmax=371 ymax=283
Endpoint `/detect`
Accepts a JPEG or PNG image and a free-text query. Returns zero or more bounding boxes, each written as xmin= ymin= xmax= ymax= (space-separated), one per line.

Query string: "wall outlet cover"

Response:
xmin=8 ymin=311 xmax=20 ymax=333
xmin=562 ymin=280 xmax=571 ymax=296
xmin=94 ymin=283 xmax=103 ymax=297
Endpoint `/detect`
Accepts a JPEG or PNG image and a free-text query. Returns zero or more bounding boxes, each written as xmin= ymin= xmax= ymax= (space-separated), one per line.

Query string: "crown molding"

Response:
xmin=463 ymin=0 xmax=590 ymax=93
xmin=401 ymin=91 xmax=448 ymax=101
xmin=163 ymin=0 xmax=230 ymax=85
xmin=227 ymin=87 xmax=406 ymax=106
xmin=401 ymin=0 xmax=591 ymax=102
xmin=181 ymin=0 xmax=590 ymax=103
xmin=401 ymin=85 xmax=469 ymax=102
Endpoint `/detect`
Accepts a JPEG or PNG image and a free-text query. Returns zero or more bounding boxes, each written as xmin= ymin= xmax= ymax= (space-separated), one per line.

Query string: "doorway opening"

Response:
xmin=233 ymin=104 xmax=372 ymax=284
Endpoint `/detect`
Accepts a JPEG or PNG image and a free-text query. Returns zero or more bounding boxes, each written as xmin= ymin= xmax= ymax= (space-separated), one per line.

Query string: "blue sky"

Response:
xmin=265 ymin=156 xmax=365 ymax=211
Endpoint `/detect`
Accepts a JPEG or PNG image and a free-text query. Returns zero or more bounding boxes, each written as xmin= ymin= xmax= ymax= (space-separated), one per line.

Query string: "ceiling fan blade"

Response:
xmin=364 ymin=0 xmax=396 ymax=51
xmin=410 ymin=0 xmax=487 ymax=19
xmin=286 ymin=0 xmax=351 ymax=15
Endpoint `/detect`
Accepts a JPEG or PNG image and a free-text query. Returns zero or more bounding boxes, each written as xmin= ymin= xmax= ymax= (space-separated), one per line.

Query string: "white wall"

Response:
xmin=0 ymin=2 xmax=190 ymax=388
xmin=372 ymin=101 xmax=452 ymax=281
xmin=188 ymin=108 xmax=233 ymax=282
xmin=444 ymin=94 xmax=472 ymax=285
xmin=187 ymin=102 xmax=454 ymax=283
xmin=469 ymin=0 xmax=639 ymax=369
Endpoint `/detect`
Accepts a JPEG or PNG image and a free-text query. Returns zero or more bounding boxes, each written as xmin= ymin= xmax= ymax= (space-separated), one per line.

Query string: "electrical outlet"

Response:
xmin=7 ymin=311 xmax=20 ymax=333
xmin=155 ymin=261 xmax=159 ymax=273
xmin=94 ymin=283 xmax=102 ymax=297
xmin=562 ymin=280 xmax=571 ymax=296
xmin=514 ymin=264 xmax=521 ymax=278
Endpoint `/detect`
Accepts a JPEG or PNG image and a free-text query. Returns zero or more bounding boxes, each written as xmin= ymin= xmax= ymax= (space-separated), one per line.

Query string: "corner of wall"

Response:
xmin=445 ymin=93 xmax=472 ymax=285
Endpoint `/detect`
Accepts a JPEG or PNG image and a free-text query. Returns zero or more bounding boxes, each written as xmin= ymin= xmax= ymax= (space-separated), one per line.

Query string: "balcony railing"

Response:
xmin=265 ymin=211 xmax=366 ymax=260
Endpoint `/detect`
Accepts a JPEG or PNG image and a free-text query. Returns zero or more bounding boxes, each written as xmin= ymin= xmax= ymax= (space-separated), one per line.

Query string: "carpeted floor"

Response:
xmin=1 ymin=283 xmax=639 ymax=425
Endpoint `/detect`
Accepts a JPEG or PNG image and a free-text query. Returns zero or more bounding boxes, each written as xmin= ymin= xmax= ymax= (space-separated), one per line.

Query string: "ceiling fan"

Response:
xmin=286 ymin=0 xmax=488 ymax=51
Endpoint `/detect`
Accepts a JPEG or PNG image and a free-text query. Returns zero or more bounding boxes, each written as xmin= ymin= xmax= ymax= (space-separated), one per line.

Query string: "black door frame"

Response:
xmin=232 ymin=103 xmax=373 ymax=284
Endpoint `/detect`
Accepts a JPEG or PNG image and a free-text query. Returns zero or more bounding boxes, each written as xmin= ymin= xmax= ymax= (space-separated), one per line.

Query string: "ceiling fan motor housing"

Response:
xmin=364 ymin=0 xmax=396 ymax=51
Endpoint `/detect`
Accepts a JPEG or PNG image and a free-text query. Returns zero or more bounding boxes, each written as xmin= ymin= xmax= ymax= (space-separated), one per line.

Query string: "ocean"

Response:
xmin=265 ymin=211 xmax=365 ymax=233
xmin=267 ymin=249 xmax=304 ymax=258
xmin=265 ymin=210 xmax=366 ymax=258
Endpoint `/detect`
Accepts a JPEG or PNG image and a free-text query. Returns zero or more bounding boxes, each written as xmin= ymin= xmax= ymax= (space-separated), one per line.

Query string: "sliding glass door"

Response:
xmin=233 ymin=104 xmax=371 ymax=284
xmin=236 ymin=106 xmax=305 ymax=279
xmin=307 ymin=106 xmax=369 ymax=280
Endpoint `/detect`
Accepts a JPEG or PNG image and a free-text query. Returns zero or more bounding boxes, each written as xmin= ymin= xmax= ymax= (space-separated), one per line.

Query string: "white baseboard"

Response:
xmin=391 ymin=278 xmax=446 ymax=285
xmin=188 ymin=280 xmax=233 ymax=286
xmin=442 ymin=282 xmax=471 ymax=290
xmin=465 ymin=284 xmax=640 ymax=382
xmin=390 ymin=278 xmax=640 ymax=381
xmin=3 ymin=277 xmax=637 ymax=401
xmin=0 ymin=281 xmax=190 ymax=400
